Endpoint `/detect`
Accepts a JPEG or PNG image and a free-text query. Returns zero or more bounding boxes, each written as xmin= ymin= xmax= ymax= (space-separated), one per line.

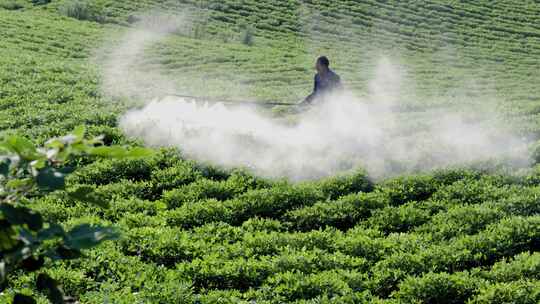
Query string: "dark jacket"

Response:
xmin=304 ymin=69 xmax=342 ymax=104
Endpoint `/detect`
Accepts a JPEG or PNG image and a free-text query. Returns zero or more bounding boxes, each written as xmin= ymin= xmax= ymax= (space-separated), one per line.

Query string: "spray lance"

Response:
xmin=164 ymin=93 xmax=308 ymax=108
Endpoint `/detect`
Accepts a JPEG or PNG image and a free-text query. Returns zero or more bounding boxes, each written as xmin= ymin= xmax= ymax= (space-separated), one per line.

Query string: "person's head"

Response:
xmin=315 ymin=56 xmax=330 ymax=73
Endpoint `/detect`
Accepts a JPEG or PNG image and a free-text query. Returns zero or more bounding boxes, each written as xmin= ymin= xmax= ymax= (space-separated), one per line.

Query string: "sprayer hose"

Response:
xmin=165 ymin=93 xmax=302 ymax=107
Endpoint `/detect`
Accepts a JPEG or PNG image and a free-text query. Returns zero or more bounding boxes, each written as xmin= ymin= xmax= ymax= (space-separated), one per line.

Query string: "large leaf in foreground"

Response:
xmin=88 ymin=146 xmax=154 ymax=159
xmin=0 ymin=204 xmax=43 ymax=231
xmin=35 ymin=168 xmax=66 ymax=191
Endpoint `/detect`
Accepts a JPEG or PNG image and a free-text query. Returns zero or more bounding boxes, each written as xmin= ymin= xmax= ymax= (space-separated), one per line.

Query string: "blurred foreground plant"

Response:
xmin=0 ymin=126 xmax=154 ymax=303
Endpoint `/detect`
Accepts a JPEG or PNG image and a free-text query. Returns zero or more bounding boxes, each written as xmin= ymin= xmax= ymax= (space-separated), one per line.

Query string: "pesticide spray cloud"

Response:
xmin=100 ymin=13 xmax=190 ymax=100
xmin=104 ymin=15 xmax=528 ymax=180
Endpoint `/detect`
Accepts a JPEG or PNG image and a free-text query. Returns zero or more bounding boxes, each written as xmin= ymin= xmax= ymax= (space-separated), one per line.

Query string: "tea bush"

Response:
xmin=59 ymin=1 xmax=107 ymax=23
xmin=282 ymin=192 xmax=387 ymax=231
xmin=394 ymin=271 xmax=483 ymax=304
xmin=470 ymin=281 xmax=540 ymax=304
xmin=377 ymin=174 xmax=437 ymax=205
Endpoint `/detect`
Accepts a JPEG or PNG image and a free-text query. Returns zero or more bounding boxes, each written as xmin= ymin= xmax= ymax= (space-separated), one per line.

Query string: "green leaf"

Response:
xmin=88 ymin=146 xmax=154 ymax=159
xmin=87 ymin=146 xmax=124 ymax=158
xmin=68 ymin=185 xmax=109 ymax=209
xmin=36 ymin=167 xmax=65 ymax=191
xmin=30 ymin=159 xmax=47 ymax=170
xmin=72 ymin=125 xmax=86 ymax=141
xmin=6 ymin=136 xmax=41 ymax=161
xmin=0 ymin=142 xmax=14 ymax=154
xmin=124 ymin=147 xmax=156 ymax=158
xmin=0 ymin=204 xmax=43 ymax=231
xmin=45 ymin=139 xmax=64 ymax=150
xmin=86 ymin=135 xmax=104 ymax=146
xmin=70 ymin=142 xmax=89 ymax=154
xmin=6 ymin=178 xmax=33 ymax=190
xmin=64 ymin=224 xmax=119 ymax=250
xmin=13 ymin=294 xmax=36 ymax=304
xmin=36 ymin=273 xmax=64 ymax=304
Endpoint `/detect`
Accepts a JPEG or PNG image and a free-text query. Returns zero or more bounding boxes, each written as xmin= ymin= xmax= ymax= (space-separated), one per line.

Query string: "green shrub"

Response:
xmin=43 ymin=266 xmax=95 ymax=298
xmin=165 ymin=184 xmax=325 ymax=228
xmin=431 ymin=167 xmax=481 ymax=186
xmin=420 ymin=216 xmax=540 ymax=273
xmin=394 ymin=271 xmax=483 ymax=304
xmin=191 ymin=222 xmax=244 ymax=244
xmin=162 ymin=179 xmax=235 ymax=208
xmin=77 ymin=264 xmax=194 ymax=303
xmin=225 ymin=169 xmax=273 ymax=193
xmin=0 ymin=128 xmax=152 ymax=303
xmin=384 ymin=232 xmax=433 ymax=255
xmin=283 ymin=192 xmax=387 ymax=231
xmin=522 ymin=164 xmax=540 ymax=186
xmin=177 ymin=255 xmax=274 ymax=290
xmin=151 ymin=162 xmax=201 ymax=194
xmin=261 ymin=269 xmax=367 ymax=301
xmin=195 ymin=289 xmax=246 ymax=304
xmin=529 ymin=140 xmax=540 ymax=164
xmin=29 ymin=194 xmax=89 ymax=223
xmin=70 ymin=158 xmax=155 ymax=185
xmin=86 ymin=125 xmax=126 ymax=145
xmin=0 ymin=0 xmax=24 ymax=10
xmin=31 ymin=0 xmax=50 ymax=5
xmin=94 ymin=179 xmax=156 ymax=201
xmin=242 ymin=229 xmax=342 ymax=256
xmin=138 ymin=272 xmax=194 ymax=304
xmin=493 ymin=186 xmax=540 ymax=215
xmin=369 ymin=215 xmax=540 ymax=296
xmin=194 ymin=162 xmax=230 ymax=180
xmin=105 ymin=198 xmax=164 ymax=222
xmin=415 ymin=204 xmax=504 ymax=240
xmin=117 ymin=213 xmax=166 ymax=229
xmin=121 ymin=227 xmax=197 ymax=266
xmin=336 ymin=227 xmax=387 ymax=261
xmin=231 ymin=183 xmax=325 ymax=220
xmin=456 ymin=216 xmax=540 ymax=265
xmin=430 ymin=179 xmax=513 ymax=206
xmin=378 ymin=174 xmax=437 ymax=205
xmin=291 ymin=292 xmax=376 ymax=304
xmin=270 ymin=248 xmax=368 ymax=275
xmin=162 ymin=170 xmax=271 ymax=209
xmin=163 ymin=199 xmax=234 ymax=228
xmin=81 ymin=288 xmax=142 ymax=304
xmin=485 ymin=252 xmax=540 ymax=282
xmin=367 ymin=202 xmax=431 ymax=234
xmin=369 ymin=252 xmax=426 ymax=297
xmin=59 ymin=0 xmax=106 ymax=23
xmin=314 ymin=169 xmax=373 ymax=200
xmin=241 ymin=217 xmax=284 ymax=232
xmin=470 ymin=280 xmax=540 ymax=304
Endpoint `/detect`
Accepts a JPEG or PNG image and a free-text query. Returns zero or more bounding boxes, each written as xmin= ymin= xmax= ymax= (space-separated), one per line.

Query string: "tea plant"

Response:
xmin=0 ymin=126 xmax=152 ymax=303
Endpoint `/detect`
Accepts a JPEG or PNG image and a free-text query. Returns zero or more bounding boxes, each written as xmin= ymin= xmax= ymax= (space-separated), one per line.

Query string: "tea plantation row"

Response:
xmin=3 ymin=149 xmax=538 ymax=302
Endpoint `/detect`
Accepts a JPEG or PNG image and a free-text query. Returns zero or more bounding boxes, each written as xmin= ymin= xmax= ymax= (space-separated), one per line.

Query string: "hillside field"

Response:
xmin=1 ymin=0 xmax=540 ymax=303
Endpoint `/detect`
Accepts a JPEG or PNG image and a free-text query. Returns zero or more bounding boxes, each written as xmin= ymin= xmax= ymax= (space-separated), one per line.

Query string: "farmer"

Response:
xmin=301 ymin=56 xmax=343 ymax=105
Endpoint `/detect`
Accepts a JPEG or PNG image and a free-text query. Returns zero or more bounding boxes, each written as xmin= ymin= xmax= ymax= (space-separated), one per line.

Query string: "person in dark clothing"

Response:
xmin=302 ymin=56 xmax=343 ymax=104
